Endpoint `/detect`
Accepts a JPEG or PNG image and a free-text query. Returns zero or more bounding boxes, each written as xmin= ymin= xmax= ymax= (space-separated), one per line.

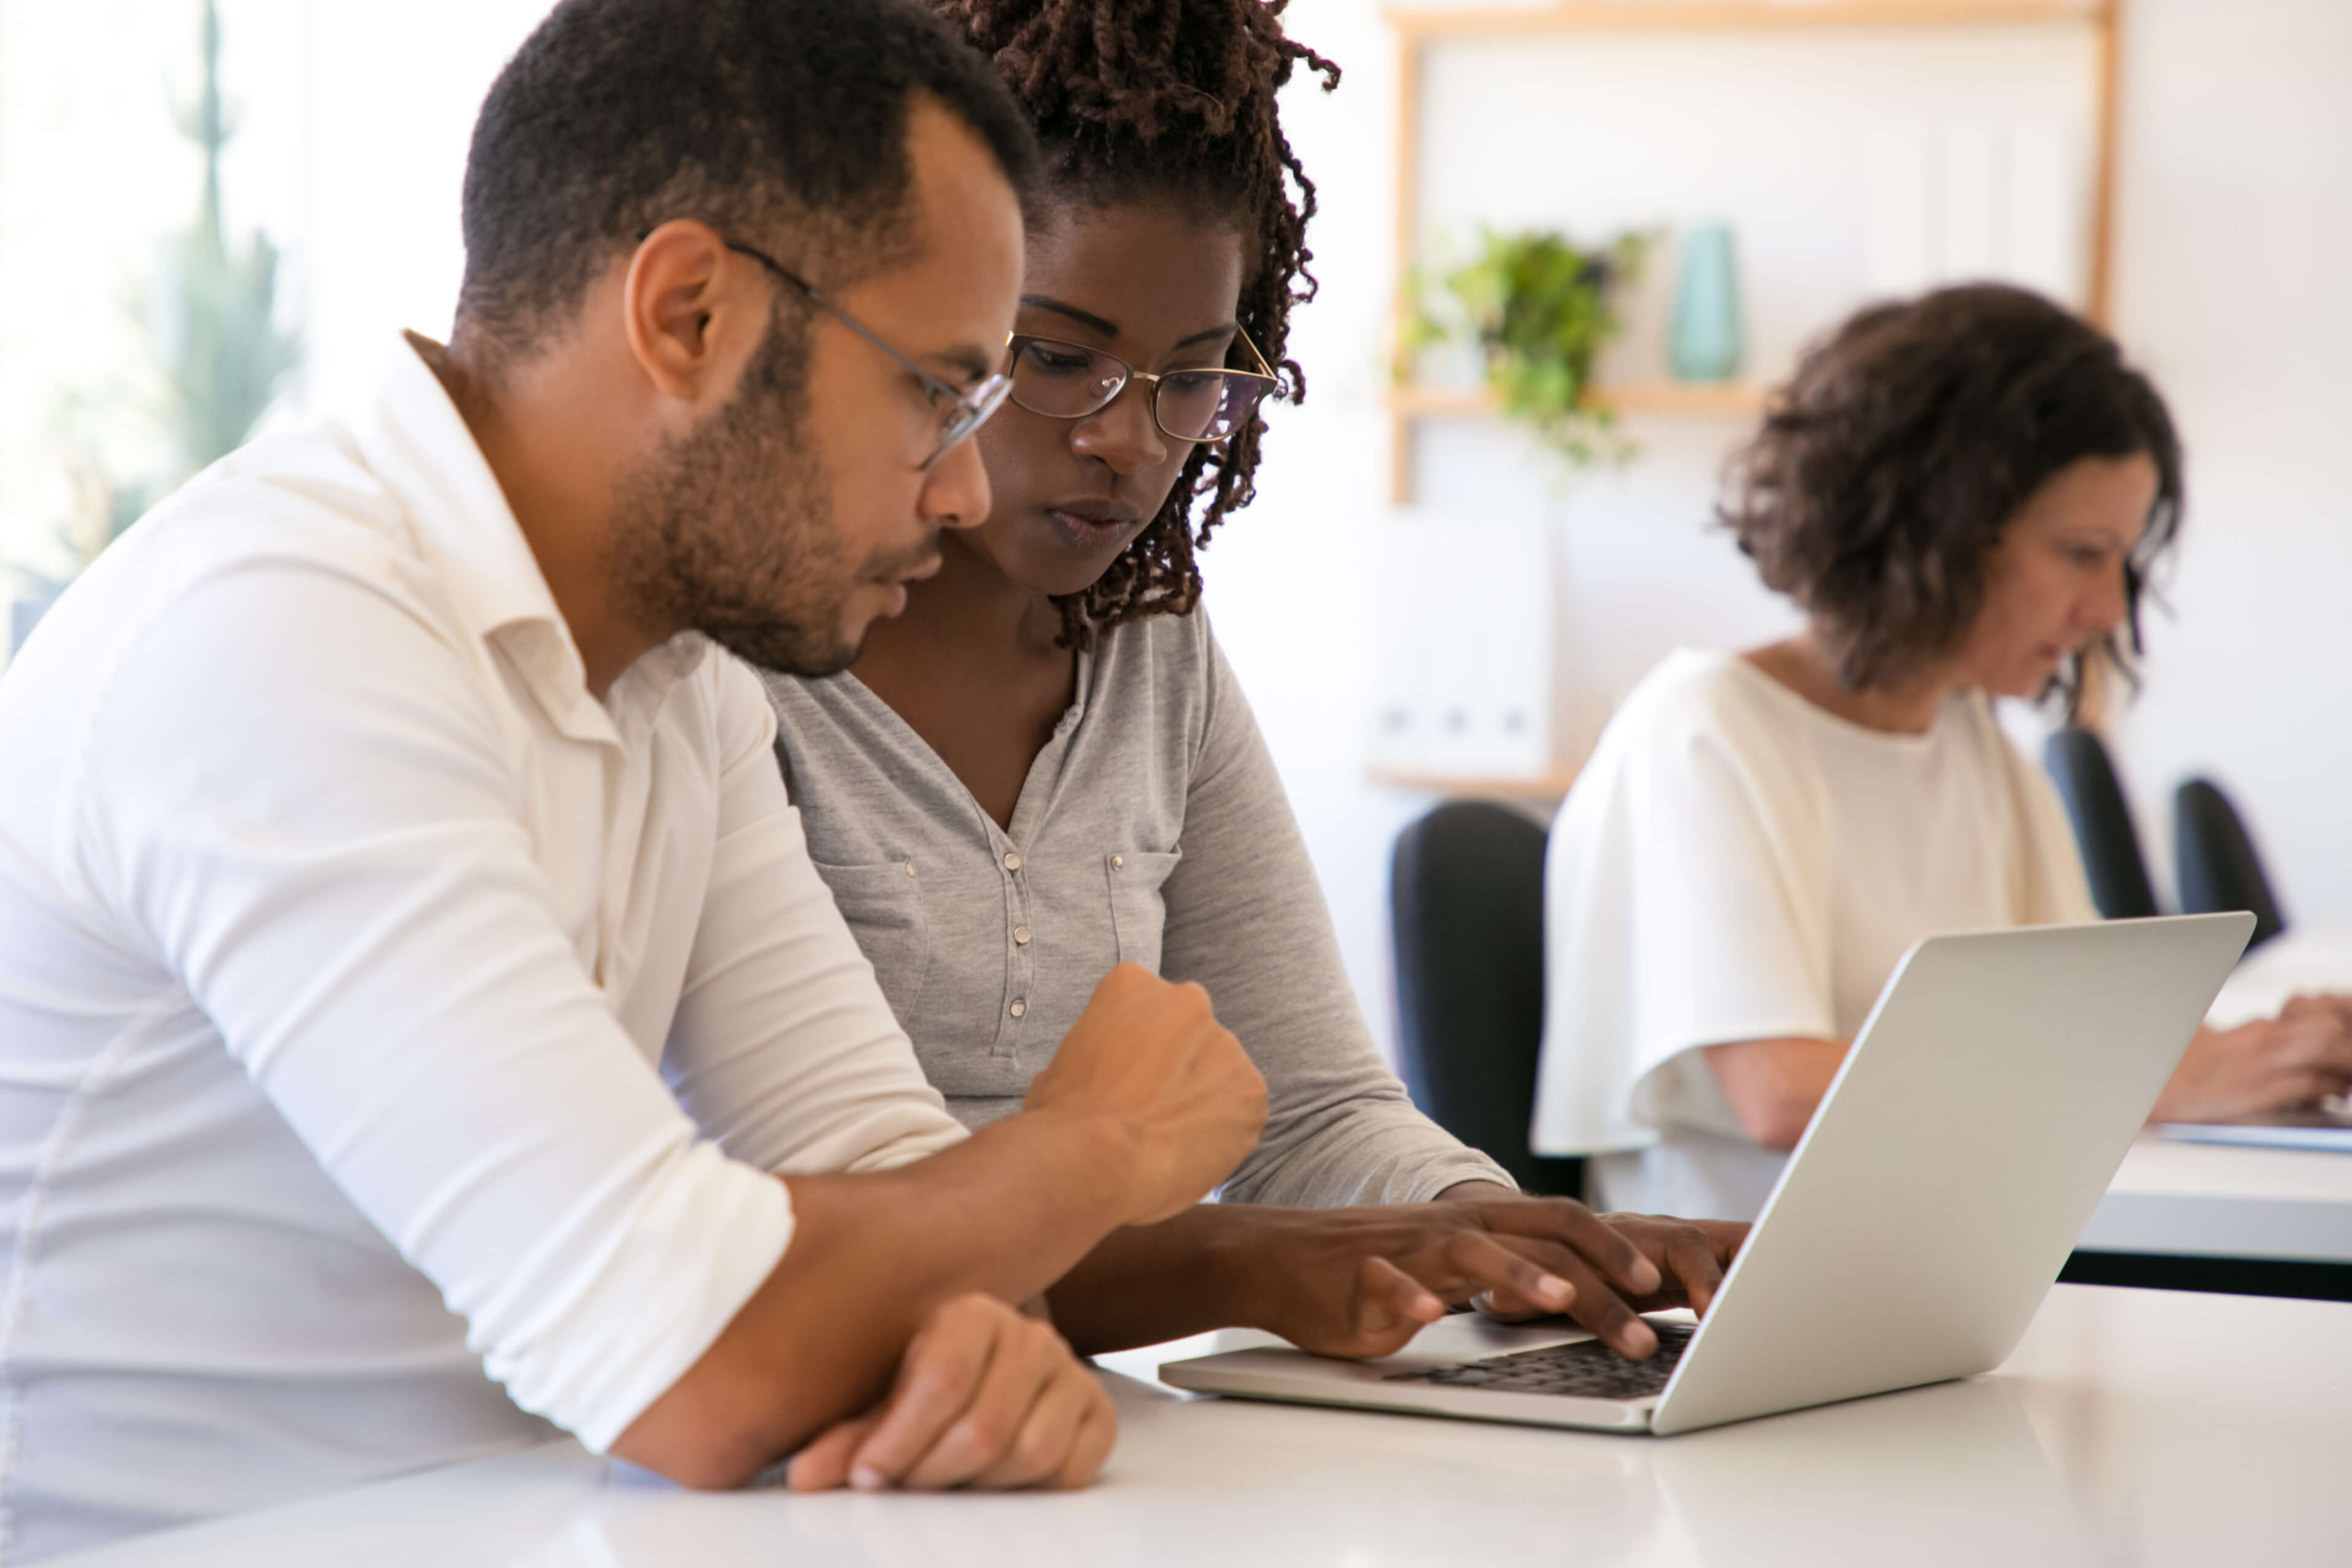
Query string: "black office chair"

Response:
xmin=2043 ymin=727 xmax=2161 ymax=919
xmin=2174 ymin=778 xmax=2288 ymax=952
xmin=1388 ymin=801 xmax=1584 ymax=1199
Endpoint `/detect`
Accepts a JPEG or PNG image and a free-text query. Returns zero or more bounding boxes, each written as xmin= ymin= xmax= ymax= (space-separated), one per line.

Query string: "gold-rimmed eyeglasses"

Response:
xmin=1004 ymin=327 xmax=1284 ymax=445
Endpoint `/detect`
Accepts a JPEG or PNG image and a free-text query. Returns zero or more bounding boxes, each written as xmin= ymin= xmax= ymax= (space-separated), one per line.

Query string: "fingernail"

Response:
xmin=1625 ymin=1322 xmax=1657 ymax=1356
xmin=850 ymin=1466 xmax=886 ymax=1492
xmin=1633 ymin=1259 xmax=1661 ymax=1293
xmin=1539 ymin=1273 xmax=1574 ymax=1307
xmin=1415 ymin=1292 xmax=1444 ymax=1319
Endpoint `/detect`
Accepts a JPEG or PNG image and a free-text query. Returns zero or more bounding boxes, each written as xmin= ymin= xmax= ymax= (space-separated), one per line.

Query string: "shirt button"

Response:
xmin=1009 ymin=998 xmax=1028 ymax=1018
xmin=1002 ymin=852 xmax=1023 ymax=872
xmin=904 ymin=862 xmax=917 ymax=877
xmin=1013 ymin=925 xmax=1032 ymax=946
xmin=1112 ymin=854 xmax=1124 ymax=870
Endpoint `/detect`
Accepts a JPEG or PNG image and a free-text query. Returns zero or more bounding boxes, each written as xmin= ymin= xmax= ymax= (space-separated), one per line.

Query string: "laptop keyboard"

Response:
xmin=1382 ymin=1319 xmax=1697 ymax=1400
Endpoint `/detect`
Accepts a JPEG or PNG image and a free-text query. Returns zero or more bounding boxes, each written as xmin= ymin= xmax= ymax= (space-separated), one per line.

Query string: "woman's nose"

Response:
xmin=2082 ymin=563 xmax=2130 ymax=634
xmin=1069 ymin=380 xmax=1169 ymax=476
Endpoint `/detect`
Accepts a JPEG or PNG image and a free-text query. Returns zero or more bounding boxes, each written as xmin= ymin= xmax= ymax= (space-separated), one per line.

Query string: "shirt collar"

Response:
xmin=345 ymin=331 xmax=699 ymax=748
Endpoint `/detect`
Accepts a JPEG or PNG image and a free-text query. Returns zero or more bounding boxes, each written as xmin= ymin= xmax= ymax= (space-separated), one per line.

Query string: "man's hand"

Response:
xmin=1023 ymin=964 xmax=1267 ymax=1226
xmin=786 ymin=1293 xmax=1115 ymax=1494
xmin=1228 ymin=1193 xmax=1748 ymax=1363
xmin=2151 ymin=1012 xmax=2352 ymax=1123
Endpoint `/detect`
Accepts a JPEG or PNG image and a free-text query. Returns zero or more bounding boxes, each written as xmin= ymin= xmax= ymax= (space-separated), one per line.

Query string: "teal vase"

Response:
xmin=1670 ymin=224 xmax=1744 ymax=383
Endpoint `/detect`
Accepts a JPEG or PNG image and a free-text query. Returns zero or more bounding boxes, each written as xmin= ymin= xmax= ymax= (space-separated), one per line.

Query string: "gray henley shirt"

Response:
xmin=762 ymin=609 xmax=1512 ymax=1208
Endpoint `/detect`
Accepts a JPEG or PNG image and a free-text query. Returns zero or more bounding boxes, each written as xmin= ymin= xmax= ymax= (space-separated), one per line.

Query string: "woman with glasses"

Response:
xmin=759 ymin=0 xmax=1742 ymax=1397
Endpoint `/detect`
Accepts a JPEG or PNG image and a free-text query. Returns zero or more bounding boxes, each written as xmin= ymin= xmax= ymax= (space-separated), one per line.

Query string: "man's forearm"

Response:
xmin=614 ymin=1108 xmax=1143 ymax=1485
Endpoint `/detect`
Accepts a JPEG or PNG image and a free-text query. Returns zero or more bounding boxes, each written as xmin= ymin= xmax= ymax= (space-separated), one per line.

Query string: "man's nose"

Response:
xmin=919 ymin=432 xmax=993 ymax=533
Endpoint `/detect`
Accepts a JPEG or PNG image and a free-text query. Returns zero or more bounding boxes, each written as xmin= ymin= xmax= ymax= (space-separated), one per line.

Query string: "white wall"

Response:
xmin=2105 ymin=0 xmax=2352 ymax=918
xmin=1213 ymin=0 xmax=2352 ymax=1065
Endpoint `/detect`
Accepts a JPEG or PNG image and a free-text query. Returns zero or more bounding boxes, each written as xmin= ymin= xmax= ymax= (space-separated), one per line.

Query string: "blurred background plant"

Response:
xmin=7 ymin=0 xmax=300 ymax=654
xmin=1401 ymin=226 xmax=1648 ymax=470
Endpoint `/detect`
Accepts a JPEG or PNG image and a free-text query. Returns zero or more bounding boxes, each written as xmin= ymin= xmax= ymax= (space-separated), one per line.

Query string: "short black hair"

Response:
xmin=1720 ymin=284 xmax=2183 ymax=716
xmin=455 ymin=0 xmax=1035 ymax=370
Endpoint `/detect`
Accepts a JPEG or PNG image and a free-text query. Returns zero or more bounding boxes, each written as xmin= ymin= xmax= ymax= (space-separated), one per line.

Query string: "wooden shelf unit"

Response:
xmin=1388 ymin=380 xmax=1768 ymax=420
xmin=1385 ymin=0 xmax=2124 ymax=504
xmin=1386 ymin=1 xmax=2108 ymax=41
xmin=1369 ymin=764 xmax=1584 ymax=801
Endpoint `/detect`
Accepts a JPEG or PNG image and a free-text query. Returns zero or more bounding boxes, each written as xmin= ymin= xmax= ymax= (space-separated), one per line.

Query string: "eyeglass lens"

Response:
xmin=1008 ymin=339 xmax=1271 ymax=443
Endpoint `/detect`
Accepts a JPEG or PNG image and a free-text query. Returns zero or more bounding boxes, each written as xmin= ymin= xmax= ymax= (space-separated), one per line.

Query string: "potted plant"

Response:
xmin=1403 ymin=227 xmax=1648 ymax=469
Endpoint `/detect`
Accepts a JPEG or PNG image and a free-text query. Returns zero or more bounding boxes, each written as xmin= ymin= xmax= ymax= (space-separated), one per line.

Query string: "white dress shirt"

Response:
xmin=1531 ymin=651 xmax=2096 ymax=1222
xmin=0 ymin=334 xmax=965 ymax=1563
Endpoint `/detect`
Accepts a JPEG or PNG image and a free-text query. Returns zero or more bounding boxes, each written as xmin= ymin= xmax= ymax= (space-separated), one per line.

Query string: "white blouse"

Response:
xmin=1532 ymin=650 xmax=2096 ymax=1222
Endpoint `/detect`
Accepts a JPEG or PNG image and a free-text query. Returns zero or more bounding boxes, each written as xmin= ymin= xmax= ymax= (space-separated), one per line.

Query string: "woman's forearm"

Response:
xmin=1045 ymin=1205 xmax=1271 ymax=1354
xmin=1703 ymin=1036 xmax=1851 ymax=1150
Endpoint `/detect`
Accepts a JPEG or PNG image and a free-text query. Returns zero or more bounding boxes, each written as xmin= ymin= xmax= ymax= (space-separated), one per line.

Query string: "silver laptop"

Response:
xmin=1161 ymin=914 xmax=2254 ymax=1436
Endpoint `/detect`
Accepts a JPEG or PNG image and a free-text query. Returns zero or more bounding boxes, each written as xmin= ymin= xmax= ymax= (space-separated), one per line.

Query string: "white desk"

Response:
xmin=2083 ymin=1134 xmax=2352 ymax=1265
xmin=54 ymin=1284 xmax=2352 ymax=1568
xmin=2060 ymin=925 xmax=2352 ymax=1287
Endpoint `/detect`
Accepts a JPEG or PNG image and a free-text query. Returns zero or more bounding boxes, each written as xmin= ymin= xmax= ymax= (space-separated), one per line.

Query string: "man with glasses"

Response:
xmin=0 ymin=1 xmax=1271 ymax=1557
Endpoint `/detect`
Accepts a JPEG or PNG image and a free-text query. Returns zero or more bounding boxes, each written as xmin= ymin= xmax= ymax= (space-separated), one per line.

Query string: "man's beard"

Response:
xmin=607 ymin=317 xmax=868 ymax=679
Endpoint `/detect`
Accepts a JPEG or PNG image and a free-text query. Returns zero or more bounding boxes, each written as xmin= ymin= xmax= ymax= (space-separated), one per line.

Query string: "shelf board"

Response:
xmin=1386 ymin=1 xmax=2110 ymax=39
xmin=1388 ymin=380 xmax=1768 ymax=418
xmin=1369 ymin=765 xmax=1584 ymax=800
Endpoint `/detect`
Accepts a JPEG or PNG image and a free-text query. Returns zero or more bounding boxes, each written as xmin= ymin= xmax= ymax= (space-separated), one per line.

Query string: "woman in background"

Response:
xmin=1533 ymin=284 xmax=2352 ymax=1222
xmin=765 ymin=0 xmax=1743 ymax=1375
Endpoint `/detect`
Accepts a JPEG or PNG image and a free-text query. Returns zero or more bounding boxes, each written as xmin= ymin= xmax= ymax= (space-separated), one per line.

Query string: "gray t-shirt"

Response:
xmin=762 ymin=609 xmax=1511 ymax=1208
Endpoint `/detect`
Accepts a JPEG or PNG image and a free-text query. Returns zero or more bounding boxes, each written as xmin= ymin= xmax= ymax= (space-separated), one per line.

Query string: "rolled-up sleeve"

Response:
xmin=1159 ymin=633 xmax=1514 ymax=1207
xmin=72 ymin=563 xmax=791 ymax=1453
xmin=662 ymin=657 xmax=967 ymax=1176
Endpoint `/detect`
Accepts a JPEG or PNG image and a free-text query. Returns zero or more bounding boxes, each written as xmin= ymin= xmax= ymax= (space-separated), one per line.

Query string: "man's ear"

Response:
xmin=623 ymin=220 xmax=760 ymax=404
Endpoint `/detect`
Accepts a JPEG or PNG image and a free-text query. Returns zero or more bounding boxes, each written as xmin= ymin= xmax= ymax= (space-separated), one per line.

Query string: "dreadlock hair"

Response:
xmin=932 ymin=0 xmax=1339 ymax=647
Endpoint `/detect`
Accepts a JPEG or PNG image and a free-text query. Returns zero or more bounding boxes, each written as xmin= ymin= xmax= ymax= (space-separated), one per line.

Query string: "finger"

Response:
xmin=846 ymin=1302 xmax=1000 ymax=1489
xmin=972 ymin=1361 xmax=1099 ymax=1490
xmin=1484 ymin=1199 xmax=1662 ymax=1297
xmin=1345 ymin=1255 xmax=1447 ymax=1356
xmin=1435 ymin=1231 xmax=1579 ymax=1319
xmin=1361 ymin=1253 xmax=1446 ymax=1330
xmin=901 ymin=1318 xmax=1066 ymax=1490
xmin=1513 ymin=1238 xmax=1656 ymax=1358
xmin=1700 ymin=1220 xmax=1752 ymax=1263
xmin=1051 ymin=1390 xmax=1119 ymax=1490
xmin=1660 ymin=1229 xmax=1727 ymax=1316
xmin=785 ymin=1412 xmax=882 ymax=1493
xmin=1470 ymin=1288 xmax=1553 ymax=1323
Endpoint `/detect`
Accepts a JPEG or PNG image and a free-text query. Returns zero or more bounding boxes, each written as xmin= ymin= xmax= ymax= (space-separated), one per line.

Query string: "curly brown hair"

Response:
xmin=1720 ymin=284 xmax=2183 ymax=716
xmin=930 ymin=0 xmax=1339 ymax=647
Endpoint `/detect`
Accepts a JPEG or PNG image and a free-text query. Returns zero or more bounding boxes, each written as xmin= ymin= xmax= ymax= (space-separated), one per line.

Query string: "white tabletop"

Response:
xmin=55 ymin=1283 xmax=2352 ymax=1568
xmin=2084 ymin=1132 xmax=2352 ymax=1262
xmin=2067 ymin=925 xmax=2352 ymax=1265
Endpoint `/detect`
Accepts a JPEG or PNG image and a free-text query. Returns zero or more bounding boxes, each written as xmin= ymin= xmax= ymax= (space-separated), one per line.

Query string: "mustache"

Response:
xmin=864 ymin=541 xmax=943 ymax=585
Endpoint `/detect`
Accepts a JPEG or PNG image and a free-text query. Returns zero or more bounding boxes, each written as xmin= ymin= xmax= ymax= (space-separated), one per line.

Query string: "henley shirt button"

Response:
xmin=1013 ymin=925 xmax=1032 ymax=945
xmin=1002 ymin=851 xmax=1023 ymax=872
xmin=1112 ymin=854 xmax=1124 ymax=870
xmin=1009 ymin=998 xmax=1027 ymax=1018
xmin=904 ymin=862 xmax=917 ymax=877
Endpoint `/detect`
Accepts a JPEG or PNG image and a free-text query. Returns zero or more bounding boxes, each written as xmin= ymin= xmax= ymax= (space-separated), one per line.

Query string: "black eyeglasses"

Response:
xmin=1005 ymin=329 xmax=1284 ymax=444
xmin=640 ymin=228 xmax=1013 ymax=468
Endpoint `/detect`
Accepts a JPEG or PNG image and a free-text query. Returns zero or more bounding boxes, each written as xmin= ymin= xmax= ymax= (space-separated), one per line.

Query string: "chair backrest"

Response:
xmin=2174 ymin=778 xmax=2288 ymax=951
xmin=1388 ymin=801 xmax=1583 ymax=1198
xmin=2042 ymin=727 xmax=2160 ymax=919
